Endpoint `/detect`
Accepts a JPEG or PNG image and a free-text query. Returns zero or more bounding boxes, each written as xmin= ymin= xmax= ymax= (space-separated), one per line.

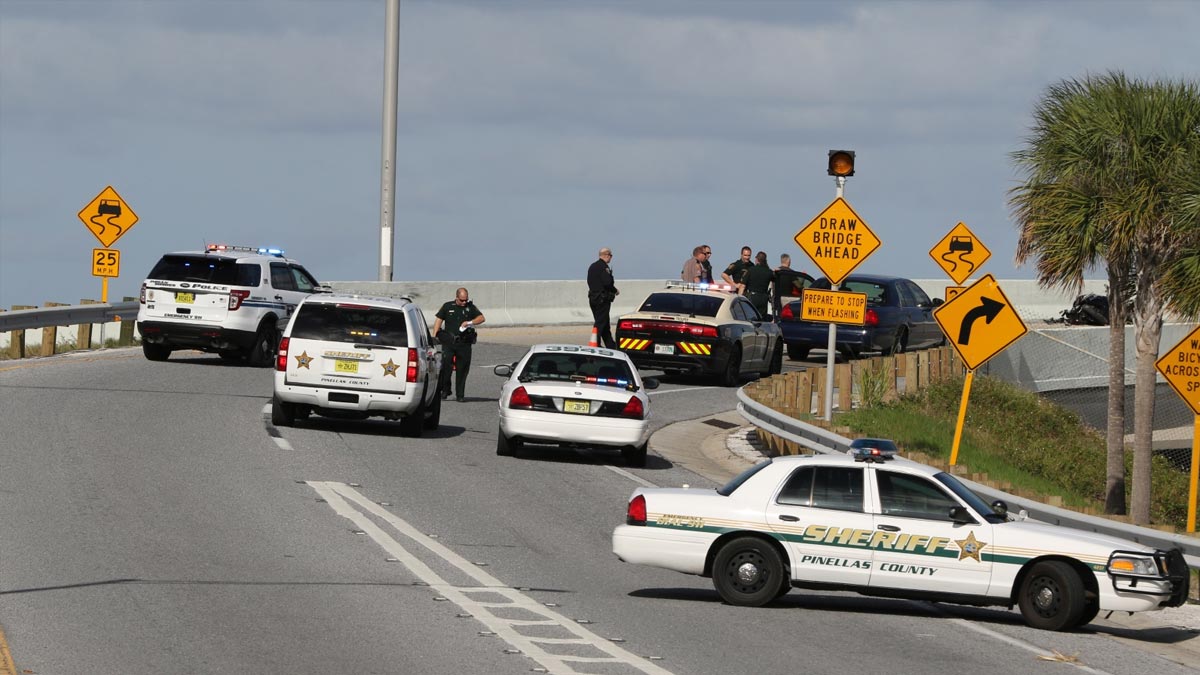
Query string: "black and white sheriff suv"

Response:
xmin=137 ymin=244 xmax=326 ymax=365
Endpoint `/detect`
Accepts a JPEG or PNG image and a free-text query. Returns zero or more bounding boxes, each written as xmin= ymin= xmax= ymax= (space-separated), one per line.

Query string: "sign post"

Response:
xmin=1154 ymin=324 xmax=1200 ymax=531
xmin=794 ymin=196 xmax=881 ymax=420
xmin=78 ymin=186 xmax=138 ymax=303
xmin=933 ymin=274 xmax=1028 ymax=464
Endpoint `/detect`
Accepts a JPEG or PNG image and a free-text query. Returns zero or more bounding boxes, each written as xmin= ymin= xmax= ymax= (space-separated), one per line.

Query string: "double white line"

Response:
xmin=307 ymin=481 xmax=673 ymax=674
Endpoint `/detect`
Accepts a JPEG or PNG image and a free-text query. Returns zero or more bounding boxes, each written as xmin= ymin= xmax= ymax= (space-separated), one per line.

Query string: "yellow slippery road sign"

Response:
xmin=930 ymin=222 xmax=991 ymax=285
xmin=795 ymin=197 xmax=880 ymax=285
xmin=1156 ymin=324 xmax=1200 ymax=415
xmin=78 ymin=186 xmax=138 ymax=248
xmin=933 ymin=274 xmax=1027 ymax=371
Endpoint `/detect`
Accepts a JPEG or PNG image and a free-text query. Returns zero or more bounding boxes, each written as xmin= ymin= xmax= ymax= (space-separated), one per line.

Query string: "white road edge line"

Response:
xmin=604 ymin=465 xmax=658 ymax=488
xmin=261 ymin=404 xmax=294 ymax=451
xmin=647 ymin=386 xmax=711 ymax=396
xmin=307 ymin=481 xmax=674 ymax=675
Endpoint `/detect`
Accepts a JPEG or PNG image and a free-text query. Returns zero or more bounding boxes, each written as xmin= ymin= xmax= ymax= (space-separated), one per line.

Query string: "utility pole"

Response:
xmin=378 ymin=0 xmax=399 ymax=281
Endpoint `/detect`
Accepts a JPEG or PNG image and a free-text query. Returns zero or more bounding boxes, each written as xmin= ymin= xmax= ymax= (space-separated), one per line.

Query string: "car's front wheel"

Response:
xmin=246 ymin=322 xmax=278 ymax=368
xmin=1017 ymin=560 xmax=1086 ymax=631
xmin=764 ymin=341 xmax=783 ymax=375
xmin=720 ymin=345 xmax=742 ymax=387
xmin=712 ymin=536 xmax=787 ymax=607
xmin=785 ymin=343 xmax=808 ymax=361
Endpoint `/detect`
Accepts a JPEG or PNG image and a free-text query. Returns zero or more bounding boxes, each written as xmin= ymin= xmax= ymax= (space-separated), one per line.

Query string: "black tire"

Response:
xmin=712 ymin=536 xmax=787 ymax=607
xmin=622 ymin=443 xmax=648 ymax=468
xmin=1018 ymin=561 xmax=1087 ymax=631
xmin=496 ymin=424 xmax=518 ymax=457
xmin=1076 ymin=597 xmax=1100 ymax=628
xmin=786 ymin=343 xmax=808 ymax=361
xmin=423 ymin=385 xmax=441 ymax=430
xmin=218 ymin=349 xmax=243 ymax=362
xmin=142 ymin=342 xmax=171 ymax=362
xmin=765 ymin=341 xmax=783 ymax=375
xmin=246 ymin=322 xmax=278 ymax=368
xmin=885 ymin=328 xmax=908 ymax=357
xmin=720 ymin=345 xmax=742 ymax=387
xmin=271 ymin=395 xmax=295 ymax=427
xmin=399 ymin=388 xmax=426 ymax=438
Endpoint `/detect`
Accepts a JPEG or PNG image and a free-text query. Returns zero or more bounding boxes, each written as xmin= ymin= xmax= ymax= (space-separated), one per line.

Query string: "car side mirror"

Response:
xmin=642 ymin=377 xmax=660 ymax=390
xmin=991 ymin=500 xmax=1008 ymax=517
xmin=315 ymin=284 xmax=335 ymax=294
xmin=948 ymin=506 xmax=975 ymax=524
xmin=931 ymin=298 xmax=944 ymax=307
xmin=493 ymin=364 xmax=513 ymax=377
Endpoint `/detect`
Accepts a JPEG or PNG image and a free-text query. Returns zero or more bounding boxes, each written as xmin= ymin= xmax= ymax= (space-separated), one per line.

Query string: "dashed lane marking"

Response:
xmin=307 ymin=481 xmax=673 ymax=675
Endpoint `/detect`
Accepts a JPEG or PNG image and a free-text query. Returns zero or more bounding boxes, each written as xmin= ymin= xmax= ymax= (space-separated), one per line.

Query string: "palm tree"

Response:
xmin=1010 ymin=72 xmax=1200 ymax=524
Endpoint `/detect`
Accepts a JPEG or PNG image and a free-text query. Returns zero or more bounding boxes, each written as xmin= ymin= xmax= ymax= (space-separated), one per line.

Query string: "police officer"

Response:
xmin=721 ymin=246 xmax=753 ymax=293
xmin=740 ymin=251 xmax=774 ymax=319
xmin=587 ymin=247 xmax=619 ymax=348
xmin=699 ymin=244 xmax=714 ymax=283
xmin=773 ymin=253 xmax=808 ymax=318
xmin=433 ymin=287 xmax=485 ymax=402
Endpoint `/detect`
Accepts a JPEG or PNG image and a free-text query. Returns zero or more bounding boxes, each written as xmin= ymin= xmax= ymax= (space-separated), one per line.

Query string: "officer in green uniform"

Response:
xmin=433 ymin=287 xmax=486 ymax=402
xmin=740 ymin=251 xmax=774 ymax=319
xmin=721 ymin=246 xmax=754 ymax=293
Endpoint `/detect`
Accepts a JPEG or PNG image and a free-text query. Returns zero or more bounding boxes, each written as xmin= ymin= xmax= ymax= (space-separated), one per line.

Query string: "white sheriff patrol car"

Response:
xmin=494 ymin=344 xmax=657 ymax=467
xmin=612 ymin=447 xmax=1189 ymax=631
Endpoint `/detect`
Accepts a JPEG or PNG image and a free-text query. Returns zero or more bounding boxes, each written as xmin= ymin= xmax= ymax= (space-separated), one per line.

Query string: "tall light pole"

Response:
xmin=824 ymin=150 xmax=855 ymax=420
xmin=378 ymin=0 xmax=400 ymax=281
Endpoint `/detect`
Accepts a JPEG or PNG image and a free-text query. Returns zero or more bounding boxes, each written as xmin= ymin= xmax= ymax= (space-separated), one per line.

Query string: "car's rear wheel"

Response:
xmin=885 ymin=328 xmax=908 ymax=357
xmin=1018 ymin=560 xmax=1086 ymax=631
xmin=423 ymin=385 xmax=441 ymax=430
xmin=786 ymin=343 xmax=808 ymax=361
xmin=399 ymin=390 xmax=426 ymax=438
xmin=720 ymin=345 xmax=742 ymax=387
xmin=622 ymin=443 xmax=648 ymax=468
xmin=496 ymin=424 xmax=519 ymax=457
xmin=246 ymin=322 xmax=278 ymax=368
xmin=271 ymin=395 xmax=295 ymax=427
xmin=142 ymin=342 xmax=171 ymax=362
xmin=218 ymin=349 xmax=243 ymax=362
xmin=712 ymin=536 xmax=787 ymax=607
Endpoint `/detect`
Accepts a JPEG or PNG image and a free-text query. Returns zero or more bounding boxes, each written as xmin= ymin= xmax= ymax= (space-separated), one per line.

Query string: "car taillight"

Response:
xmin=276 ymin=336 xmax=289 ymax=371
xmin=621 ymin=396 xmax=644 ymax=420
xmin=509 ymin=386 xmax=533 ymax=409
xmin=621 ymin=319 xmax=716 ymax=337
xmin=780 ymin=303 xmax=794 ymax=319
xmin=229 ymin=289 xmax=250 ymax=310
xmin=627 ymin=494 xmax=647 ymax=525
xmin=618 ymin=319 xmax=635 ymax=331
xmin=686 ymin=324 xmax=717 ymax=337
xmin=139 ymin=282 xmax=147 ymax=304
xmin=865 ymin=308 xmax=879 ymax=326
xmin=406 ymin=348 xmax=418 ymax=382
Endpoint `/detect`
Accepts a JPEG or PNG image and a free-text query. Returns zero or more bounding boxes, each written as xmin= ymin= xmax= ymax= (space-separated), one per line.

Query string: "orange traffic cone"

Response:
xmin=588 ymin=326 xmax=600 ymax=347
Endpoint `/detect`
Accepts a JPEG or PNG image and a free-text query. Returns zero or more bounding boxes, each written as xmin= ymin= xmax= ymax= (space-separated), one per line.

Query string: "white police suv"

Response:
xmin=613 ymin=446 xmax=1189 ymax=631
xmin=137 ymin=244 xmax=325 ymax=365
xmin=272 ymin=294 xmax=442 ymax=437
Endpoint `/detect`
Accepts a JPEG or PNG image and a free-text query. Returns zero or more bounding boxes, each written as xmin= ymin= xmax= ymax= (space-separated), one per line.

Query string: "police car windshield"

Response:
xmin=149 ymin=255 xmax=261 ymax=286
xmin=638 ymin=293 xmax=722 ymax=317
xmin=934 ymin=472 xmax=1006 ymax=523
xmin=519 ymin=354 xmax=634 ymax=387
xmin=290 ymin=304 xmax=409 ymax=347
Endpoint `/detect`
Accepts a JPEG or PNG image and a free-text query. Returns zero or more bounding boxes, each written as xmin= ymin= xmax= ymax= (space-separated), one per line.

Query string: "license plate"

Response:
xmin=175 ymin=292 xmax=194 ymax=304
xmin=563 ymin=399 xmax=590 ymax=414
xmin=335 ymin=360 xmax=359 ymax=374
xmin=654 ymin=344 xmax=675 ymax=355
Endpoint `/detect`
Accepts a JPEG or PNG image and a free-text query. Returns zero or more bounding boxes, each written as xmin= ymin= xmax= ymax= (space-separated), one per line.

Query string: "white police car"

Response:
xmin=612 ymin=446 xmax=1189 ymax=631
xmin=272 ymin=294 xmax=442 ymax=437
xmin=137 ymin=244 xmax=325 ymax=365
xmin=494 ymin=345 xmax=658 ymax=467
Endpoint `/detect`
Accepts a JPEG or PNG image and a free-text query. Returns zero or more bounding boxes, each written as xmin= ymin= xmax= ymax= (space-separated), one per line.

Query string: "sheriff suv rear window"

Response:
xmin=637 ymin=293 xmax=722 ymax=317
xmin=147 ymin=255 xmax=261 ymax=286
xmin=290 ymin=303 xmax=408 ymax=347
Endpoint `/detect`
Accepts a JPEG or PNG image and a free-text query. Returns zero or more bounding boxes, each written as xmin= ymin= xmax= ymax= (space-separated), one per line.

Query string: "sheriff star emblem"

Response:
xmin=381 ymin=358 xmax=399 ymax=377
xmin=954 ymin=531 xmax=987 ymax=562
xmin=294 ymin=351 xmax=313 ymax=369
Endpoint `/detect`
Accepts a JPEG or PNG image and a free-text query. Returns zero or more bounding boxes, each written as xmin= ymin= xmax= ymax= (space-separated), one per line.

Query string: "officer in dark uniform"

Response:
xmin=699 ymin=244 xmax=714 ymax=283
xmin=586 ymin=247 xmax=619 ymax=348
xmin=433 ymin=287 xmax=485 ymax=402
xmin=773 ymin=253 xmax=810 ymax=319
xmin=721 ymin=246 xmax=753 ymax=293
xmin=740 ymin=251 xmax=774 ymax=319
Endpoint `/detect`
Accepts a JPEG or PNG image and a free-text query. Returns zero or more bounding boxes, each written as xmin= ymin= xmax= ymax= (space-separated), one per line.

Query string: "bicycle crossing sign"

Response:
xmin=1156 ymin=324 xmax=1200 ymax=416
xmin=933 ymin=274 xmax=1027 ymax=371
xmin=930 ymin=222 xmax=990 ymax=285
xmin=78 ymin=186 xmax=138 ymax=248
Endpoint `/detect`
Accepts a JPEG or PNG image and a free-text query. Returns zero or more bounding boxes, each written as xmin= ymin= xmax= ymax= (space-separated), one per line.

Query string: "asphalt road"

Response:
xmin=1 ymin=331 xmax=1196 ymax=675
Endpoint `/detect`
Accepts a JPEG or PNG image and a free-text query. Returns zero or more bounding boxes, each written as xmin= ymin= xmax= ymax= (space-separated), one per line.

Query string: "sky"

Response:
xmin=1 ymin=0 xmax=1197 ymax=309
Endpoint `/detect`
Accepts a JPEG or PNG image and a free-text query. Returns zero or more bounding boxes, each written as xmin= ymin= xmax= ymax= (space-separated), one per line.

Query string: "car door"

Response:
xmin=867 ymin=467 xmax=993 ymax=595
xmin=730 ymin=297 xmax=764 ymax=368
xmin=269 ymin=262 xmax=304 ymax=319
xmin=902 ymin=280 xmax=939 ymax=348
xmin=764 ymin=465 xmax=873 ymax=585
xmin=411 ymin=306 xmax=441 ymax=402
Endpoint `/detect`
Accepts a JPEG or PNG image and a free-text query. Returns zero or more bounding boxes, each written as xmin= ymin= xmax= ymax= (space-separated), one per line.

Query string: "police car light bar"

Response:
xmin=206 ymin=244 xmax=286 ymax=257
xmin=665 ymin=280 xmax=737 ymax=293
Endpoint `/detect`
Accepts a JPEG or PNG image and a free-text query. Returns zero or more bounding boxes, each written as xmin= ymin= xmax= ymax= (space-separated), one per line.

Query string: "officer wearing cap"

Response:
xmin=433 ymin=287 xmax=485 ymax=402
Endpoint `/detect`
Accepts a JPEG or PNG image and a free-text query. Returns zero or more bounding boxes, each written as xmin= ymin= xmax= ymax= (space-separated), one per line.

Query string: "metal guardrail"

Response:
xmin=736 ymin=388 xmax=1200 ymax=569
xmin=0 ymin=301 xmax=140 ymax=333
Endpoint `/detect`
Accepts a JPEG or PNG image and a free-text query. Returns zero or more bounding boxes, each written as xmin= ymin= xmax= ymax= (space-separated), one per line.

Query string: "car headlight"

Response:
xmin=1108 ymin=554 xmax=1161 ymax=577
